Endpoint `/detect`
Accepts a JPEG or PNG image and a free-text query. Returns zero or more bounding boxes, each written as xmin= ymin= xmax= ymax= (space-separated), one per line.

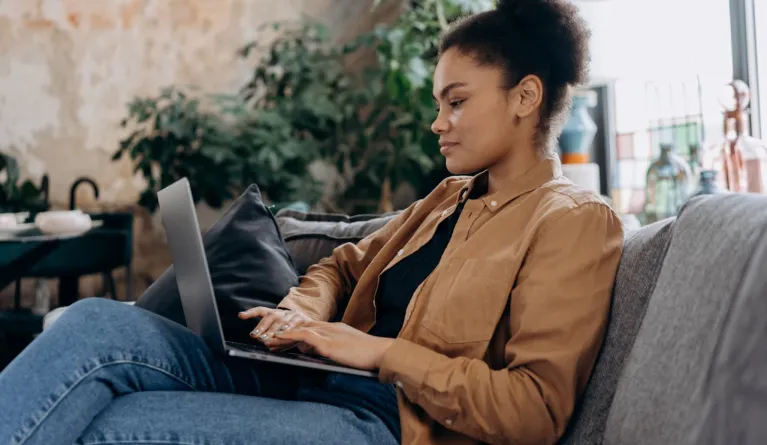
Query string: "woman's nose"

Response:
xmin=431 ymin=111 xmax=451 ymax=134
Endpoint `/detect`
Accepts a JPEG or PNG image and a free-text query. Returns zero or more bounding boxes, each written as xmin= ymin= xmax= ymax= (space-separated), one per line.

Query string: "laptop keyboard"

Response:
xmin=226 ymin=341 xmax=339 ymax=365
xmin=227 ymin=341 xmax=269 ymax=353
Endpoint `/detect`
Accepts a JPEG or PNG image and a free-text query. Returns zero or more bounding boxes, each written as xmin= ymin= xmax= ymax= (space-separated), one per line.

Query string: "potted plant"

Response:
xmin=112 ymin=87 xmax=321 ymax=213
xmin=113 ymin=0 xmax=492 ymax=215
xmin=0 ymin=152 xmax=49 ymax=216
xmin=237 ymin=0 xmax=492 ymax=214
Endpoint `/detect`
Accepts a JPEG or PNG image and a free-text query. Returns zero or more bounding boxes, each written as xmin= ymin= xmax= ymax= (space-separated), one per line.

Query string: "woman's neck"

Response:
xmin=486 ymin=146 xmax=547 ymax=195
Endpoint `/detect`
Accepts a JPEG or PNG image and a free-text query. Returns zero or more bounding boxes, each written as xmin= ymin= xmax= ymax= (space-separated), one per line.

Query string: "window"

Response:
xmin=755 ymin=0 xmax=767 ymax=135
xmin=582 ymin=0 xmax=734 ymax=214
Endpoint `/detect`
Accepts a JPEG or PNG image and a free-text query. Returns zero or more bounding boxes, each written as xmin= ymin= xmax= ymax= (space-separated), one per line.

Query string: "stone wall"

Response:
xmin=0 ymin=0 xmax=402 ymax=305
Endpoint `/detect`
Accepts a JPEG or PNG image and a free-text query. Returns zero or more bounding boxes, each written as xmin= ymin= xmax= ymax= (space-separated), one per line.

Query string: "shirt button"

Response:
xmin=395 ymin=380 xmax=404 ymax=389
xmin=445 ymin=418 xmax=454 ymax=426
xmin=397 ymin=249 xmax=404 ymax=256
xmin=490 ymin=200 xmax=498 ymax=207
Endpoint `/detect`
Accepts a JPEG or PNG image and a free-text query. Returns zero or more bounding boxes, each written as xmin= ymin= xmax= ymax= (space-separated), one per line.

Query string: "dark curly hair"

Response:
xmin=439 ymin=0 xmax=591 ymax=149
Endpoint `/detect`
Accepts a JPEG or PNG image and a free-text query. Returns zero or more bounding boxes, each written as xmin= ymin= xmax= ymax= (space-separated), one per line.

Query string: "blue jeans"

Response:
xmin=0 ymin=298 xmax=399 ymax=445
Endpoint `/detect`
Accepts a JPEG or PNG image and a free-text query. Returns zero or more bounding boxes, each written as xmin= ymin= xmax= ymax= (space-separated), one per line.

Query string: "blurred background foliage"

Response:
xmin=113 ymin=0 xmax=493 ymax=214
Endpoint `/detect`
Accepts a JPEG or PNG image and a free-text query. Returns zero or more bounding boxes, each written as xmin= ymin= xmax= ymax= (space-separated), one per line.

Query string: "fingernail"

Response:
xmin=259 ymin=334 xmax=270 ymax=340
xmin=276 ymin=324 xmax=289 ymax=332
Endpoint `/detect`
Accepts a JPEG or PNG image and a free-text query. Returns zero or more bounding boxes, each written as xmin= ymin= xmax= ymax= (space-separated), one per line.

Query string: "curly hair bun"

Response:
xmin=494 ymin=0 xmax=590 ymax=86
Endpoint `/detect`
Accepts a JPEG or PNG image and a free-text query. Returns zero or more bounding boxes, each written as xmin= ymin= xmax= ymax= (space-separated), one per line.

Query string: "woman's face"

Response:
xmin=431 ymin=48 xmax=539 ymax=175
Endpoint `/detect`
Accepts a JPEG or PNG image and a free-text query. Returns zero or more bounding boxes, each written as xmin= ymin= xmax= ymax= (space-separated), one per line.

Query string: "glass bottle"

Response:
xmin=689 ymin=143 xmax=702 ymax=190
xmin=691 ymin=169 xmax=725 ymax=197
xmin=703 ymin=80 xmax=767 ymax=193
xmin=643 ymin=143 xmax=694 ymax=224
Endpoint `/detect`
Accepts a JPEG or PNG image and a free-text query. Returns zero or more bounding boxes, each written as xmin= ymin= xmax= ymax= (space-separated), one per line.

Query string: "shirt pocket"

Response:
xmin=421 ymin=258 xmax=511 ymax=344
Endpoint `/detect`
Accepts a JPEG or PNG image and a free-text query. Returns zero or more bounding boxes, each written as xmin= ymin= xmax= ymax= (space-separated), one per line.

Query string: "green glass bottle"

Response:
xmin=643 ymin=143 xmax=694 ymax=224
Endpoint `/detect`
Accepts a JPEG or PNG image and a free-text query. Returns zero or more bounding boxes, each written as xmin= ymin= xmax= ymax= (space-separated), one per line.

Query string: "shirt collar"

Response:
xmin=457 ymin=157 xmax=563 ymax=211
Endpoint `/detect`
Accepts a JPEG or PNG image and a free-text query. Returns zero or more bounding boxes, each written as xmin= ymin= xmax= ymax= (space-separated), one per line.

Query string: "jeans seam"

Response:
xmin=13 ymin=358 xmax=200 ymax=445
xmin=80 ymin=441 xmax=202 ymax=445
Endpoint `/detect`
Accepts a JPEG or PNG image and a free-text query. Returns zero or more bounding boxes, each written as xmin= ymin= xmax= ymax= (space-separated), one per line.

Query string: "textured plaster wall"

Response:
xmin=0 ymin=0 xmax=399 ymax=208
xmin=0 ymin=0 xmax=401 ymax=304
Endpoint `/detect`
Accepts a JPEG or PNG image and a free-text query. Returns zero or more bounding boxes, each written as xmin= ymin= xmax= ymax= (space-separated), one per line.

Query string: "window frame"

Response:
xmin=732 ymin=0 xmax=762 ymax=138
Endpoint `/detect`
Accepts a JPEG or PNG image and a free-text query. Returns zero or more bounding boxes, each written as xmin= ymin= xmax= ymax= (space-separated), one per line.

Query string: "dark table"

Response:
xmin=0 ymin=220 xmax=134 ymax=334
xmin=0 ymin=223 xmax=105 ymax=305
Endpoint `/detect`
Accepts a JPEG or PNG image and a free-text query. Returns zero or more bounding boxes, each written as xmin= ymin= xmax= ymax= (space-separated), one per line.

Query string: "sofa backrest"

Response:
xmin=688 ymin=208 xmax=767 ymax=445
xmin=275 ymin=209 xmax=399 ymax=276
xmin=560 ymin=217 xmax=675 ymax=444
xmin=603 ymin=193 xmax=767 ymax=445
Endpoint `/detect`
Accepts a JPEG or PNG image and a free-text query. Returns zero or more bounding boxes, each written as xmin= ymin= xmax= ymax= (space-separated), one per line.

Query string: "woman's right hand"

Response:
xmin=237 ymin=307 xmax=313 ymax=351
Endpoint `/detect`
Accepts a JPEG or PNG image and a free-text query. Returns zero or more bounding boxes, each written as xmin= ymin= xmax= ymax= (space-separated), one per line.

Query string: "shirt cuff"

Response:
xmin=378 ymin=338 xmax=441 ymax=404
xmin=275 ymin=295 xmax=323 ymax=321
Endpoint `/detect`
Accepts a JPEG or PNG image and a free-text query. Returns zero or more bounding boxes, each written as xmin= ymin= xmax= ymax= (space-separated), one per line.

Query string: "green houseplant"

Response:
xmin=359 ymin=0 xmax=494 ymax=210
xmin=112 ymin=86 xmax=322 ymax=213
xmin=236 ymin=0 xmax=492 ymax=214
xmin=114 ymin=0 xmax=491 ymax=215
xmin=0 ymin=152 xmax=49 ymax=215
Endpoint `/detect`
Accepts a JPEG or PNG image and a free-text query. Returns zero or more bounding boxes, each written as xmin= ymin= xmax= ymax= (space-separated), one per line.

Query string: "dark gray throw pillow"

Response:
xmin=134 ymin=185 xmax=299 ymax=343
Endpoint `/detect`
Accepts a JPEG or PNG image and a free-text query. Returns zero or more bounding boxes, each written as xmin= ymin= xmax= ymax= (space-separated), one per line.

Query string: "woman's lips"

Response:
xmin=439 ymin=141 xmax=458 ymax=155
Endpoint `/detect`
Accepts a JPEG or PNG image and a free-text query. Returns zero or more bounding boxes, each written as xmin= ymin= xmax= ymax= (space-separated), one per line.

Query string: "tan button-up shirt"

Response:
xmin=279 ymin=158 xmax=624 ymax=445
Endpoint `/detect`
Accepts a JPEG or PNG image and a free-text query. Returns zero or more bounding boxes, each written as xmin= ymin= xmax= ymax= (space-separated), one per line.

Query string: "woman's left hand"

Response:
xmin=272 ymin=321 xmax=394 ymax=371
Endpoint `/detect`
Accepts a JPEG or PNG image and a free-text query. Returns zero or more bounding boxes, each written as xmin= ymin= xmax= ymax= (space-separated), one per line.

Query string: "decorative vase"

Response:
xmin=691 ymin=169 xmax=725 ymax=197
xmin=559 ymin=90 xmax=598 ymax=164
xmin=702 ymin=80 xmax=767 ymax=194
xmin=643 ymin=143 xmax=694 ymax=224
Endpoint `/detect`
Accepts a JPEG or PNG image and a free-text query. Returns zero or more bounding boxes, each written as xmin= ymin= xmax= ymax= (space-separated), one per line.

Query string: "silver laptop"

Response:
xmin=157 ymin=177 xmax=376 ymax=378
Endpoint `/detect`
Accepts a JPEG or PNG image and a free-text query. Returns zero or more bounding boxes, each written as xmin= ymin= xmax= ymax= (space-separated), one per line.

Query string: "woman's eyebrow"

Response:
xmin=432 ymin=82 xmax=468 ymax=101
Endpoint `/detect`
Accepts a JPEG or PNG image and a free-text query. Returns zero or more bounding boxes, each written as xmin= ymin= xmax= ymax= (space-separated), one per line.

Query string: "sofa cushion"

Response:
xmin=690 ymin=218 xmax=767 ymax=445
xmin=603 ymin=193 xmax=767 ymax=445
xmin=276 ymin=210 xmax=642 ymax=277
xmin=275 ymin=209 xmax=399 ymax=276
xmin=134 ymin=185 xmax=299 ymax=343
xmin=560 ymin=217 xmax=675 ymax=444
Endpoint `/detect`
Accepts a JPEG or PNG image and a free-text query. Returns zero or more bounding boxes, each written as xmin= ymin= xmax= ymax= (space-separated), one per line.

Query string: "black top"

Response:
xmin=333 ymin=200 xmax=466 ymax=441
xmin=368 ymin=200 xmax=465 ymax=338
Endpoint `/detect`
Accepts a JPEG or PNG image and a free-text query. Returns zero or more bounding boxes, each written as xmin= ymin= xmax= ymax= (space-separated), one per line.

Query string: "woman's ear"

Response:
xmin=509 ymin=75 xmax=544 ymax=118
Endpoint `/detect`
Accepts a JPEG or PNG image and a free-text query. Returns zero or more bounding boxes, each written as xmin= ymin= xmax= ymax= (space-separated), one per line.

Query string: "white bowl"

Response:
xmin=0 ymin=213 xmax=18 ymax=229
xmin=13 ymin=212 xmax=29 ymax=224
xmin=35 ymin=210 xmax=92 ymax=235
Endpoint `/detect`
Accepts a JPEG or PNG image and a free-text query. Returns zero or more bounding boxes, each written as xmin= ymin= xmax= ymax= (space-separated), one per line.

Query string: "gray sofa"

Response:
xmin=44 ymin=193 xmax=767 ymax=444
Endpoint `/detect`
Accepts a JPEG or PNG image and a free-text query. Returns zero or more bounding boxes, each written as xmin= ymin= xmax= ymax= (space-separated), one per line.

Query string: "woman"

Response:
xmin=0 ymin=1 xmax=623 ymax=444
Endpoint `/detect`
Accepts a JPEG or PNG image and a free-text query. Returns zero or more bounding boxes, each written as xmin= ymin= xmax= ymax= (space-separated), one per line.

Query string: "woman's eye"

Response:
xmin=435 ymin=99 xmax=465 ymax=112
